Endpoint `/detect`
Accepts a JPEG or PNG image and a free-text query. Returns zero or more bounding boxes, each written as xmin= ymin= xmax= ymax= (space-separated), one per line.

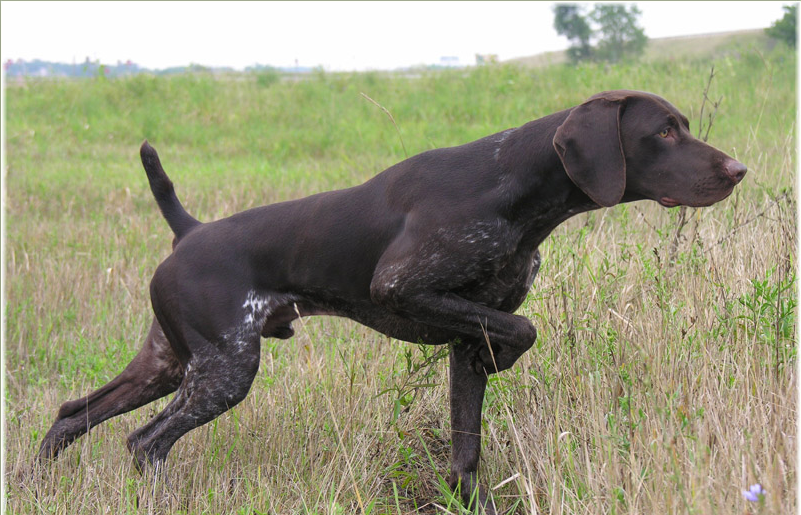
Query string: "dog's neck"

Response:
xmin=496 ymin=108 xmax=601 ymax=248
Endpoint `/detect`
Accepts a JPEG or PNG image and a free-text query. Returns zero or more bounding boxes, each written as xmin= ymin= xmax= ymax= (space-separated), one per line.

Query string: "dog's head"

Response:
xmin=552 ymin=90 xmax=746 ymax=208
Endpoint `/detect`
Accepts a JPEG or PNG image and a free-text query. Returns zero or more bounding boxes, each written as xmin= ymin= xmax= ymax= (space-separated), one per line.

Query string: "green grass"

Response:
xmin=5 ymin=38 xmax=796 ymax=514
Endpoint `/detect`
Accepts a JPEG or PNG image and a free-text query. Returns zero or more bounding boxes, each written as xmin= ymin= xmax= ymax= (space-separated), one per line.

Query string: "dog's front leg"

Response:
xmin=448 ymin=340 xmax=496 ymax=514
xmin=370 ymin=278 xmax=537 ymax=374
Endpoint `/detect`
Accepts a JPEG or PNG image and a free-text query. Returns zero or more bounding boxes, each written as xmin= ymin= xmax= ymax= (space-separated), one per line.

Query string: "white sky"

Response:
xmin=0 ymin=1 xmax=791 ymax=71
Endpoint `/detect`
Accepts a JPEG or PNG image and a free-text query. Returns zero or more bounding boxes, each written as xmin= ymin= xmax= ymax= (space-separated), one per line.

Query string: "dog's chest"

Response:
xmin=458 ymin=247 xmax=541 ymax=312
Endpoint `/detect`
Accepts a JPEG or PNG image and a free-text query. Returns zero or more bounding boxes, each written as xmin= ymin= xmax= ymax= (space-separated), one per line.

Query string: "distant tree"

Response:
xmin=590 ymin=4 xmax=647 ymax=63
xmin=766 ymin=4 xmax=797 ymax=48
xmin=553 ymin=3 xmax=648 ymax=64
xmin=553 ymin=4 xmax=593 ymax=63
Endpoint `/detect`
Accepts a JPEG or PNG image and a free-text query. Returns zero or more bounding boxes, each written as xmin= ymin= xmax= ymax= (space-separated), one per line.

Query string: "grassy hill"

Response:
xmin=507 ymin=29 xmax=775 ymax=67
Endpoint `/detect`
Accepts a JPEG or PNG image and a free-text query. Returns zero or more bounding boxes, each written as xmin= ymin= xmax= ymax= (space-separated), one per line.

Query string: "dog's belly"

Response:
xmin=260 ymin=298 xmax=458 ymax=345
xmin=266 ymin=248 xmax=542 ymax=346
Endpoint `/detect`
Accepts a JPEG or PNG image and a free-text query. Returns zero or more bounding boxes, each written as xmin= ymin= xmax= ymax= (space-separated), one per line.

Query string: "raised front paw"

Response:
xmin=473 ymin=323 xmax=537 ymax=375
xmin=474 ymin=343 xmax=510 ymax=375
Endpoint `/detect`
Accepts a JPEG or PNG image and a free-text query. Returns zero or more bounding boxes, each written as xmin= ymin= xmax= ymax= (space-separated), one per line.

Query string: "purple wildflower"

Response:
xmin=742 ymin=483 xmax=765 ymax=502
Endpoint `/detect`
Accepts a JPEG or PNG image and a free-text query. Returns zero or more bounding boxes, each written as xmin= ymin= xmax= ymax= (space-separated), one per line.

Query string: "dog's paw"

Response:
xmin=127 ymin=440 xmax=151 ymax=474
xmin=473 ymin=340 xmax=534 ymax=376
xmin=473 ymin=344 xmax=500 ymax=375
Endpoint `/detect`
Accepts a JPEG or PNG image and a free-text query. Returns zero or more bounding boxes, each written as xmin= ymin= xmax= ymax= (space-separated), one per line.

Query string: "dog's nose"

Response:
xmin=724 ymin=159 xmax=747 ymax=184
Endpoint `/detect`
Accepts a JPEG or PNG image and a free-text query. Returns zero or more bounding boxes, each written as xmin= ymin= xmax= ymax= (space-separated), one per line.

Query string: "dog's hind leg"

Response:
xmin=37 ymin=318 xmax=184 ymax=462
xmin=125 ymin=329 xmax=260 ymax=471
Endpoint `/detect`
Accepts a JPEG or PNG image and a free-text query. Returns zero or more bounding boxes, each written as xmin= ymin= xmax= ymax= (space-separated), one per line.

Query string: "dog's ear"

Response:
xmin=553 ymin=97 xmax=627 ymax=207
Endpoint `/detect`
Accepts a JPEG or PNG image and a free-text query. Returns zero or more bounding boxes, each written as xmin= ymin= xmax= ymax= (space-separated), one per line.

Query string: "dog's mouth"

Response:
xmin=658 ymin=184 xmax=735 ymax=208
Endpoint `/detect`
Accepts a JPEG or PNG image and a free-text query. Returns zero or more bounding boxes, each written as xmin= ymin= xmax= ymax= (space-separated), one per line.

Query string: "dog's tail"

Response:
xmin=140 ymin=140 xmax=201 ymax=241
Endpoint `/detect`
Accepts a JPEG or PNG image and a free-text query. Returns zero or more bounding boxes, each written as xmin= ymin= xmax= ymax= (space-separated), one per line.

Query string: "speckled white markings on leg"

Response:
xmin=221 ymin=290 xmax=276 ymax=352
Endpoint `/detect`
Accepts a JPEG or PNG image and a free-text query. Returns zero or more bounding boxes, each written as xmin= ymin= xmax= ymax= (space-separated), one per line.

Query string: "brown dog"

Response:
xmin=39 ymin=90 xmax=746 ymax=513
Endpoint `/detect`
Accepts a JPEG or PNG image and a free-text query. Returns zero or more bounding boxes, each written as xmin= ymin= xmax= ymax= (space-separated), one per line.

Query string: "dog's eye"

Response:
xmin=659 ymin=128 xmax=670 ymax=138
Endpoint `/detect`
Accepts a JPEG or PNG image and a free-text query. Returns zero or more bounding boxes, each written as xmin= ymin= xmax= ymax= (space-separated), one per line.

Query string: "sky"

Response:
xmin=0 ymin=1 xmax=792 ymax=72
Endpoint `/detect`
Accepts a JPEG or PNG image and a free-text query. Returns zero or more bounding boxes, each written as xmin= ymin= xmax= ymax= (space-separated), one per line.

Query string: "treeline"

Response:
xmin=4 ymin=58 xmax=314 ymax=78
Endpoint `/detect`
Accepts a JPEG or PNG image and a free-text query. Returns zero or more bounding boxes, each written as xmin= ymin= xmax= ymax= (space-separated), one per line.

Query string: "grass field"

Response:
xmin=4 ymin=34 xmax=796 ymax=514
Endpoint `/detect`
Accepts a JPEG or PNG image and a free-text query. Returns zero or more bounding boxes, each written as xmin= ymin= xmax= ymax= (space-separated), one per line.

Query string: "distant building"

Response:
xmin=475 ymin=53 xmax=499 ymax=65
